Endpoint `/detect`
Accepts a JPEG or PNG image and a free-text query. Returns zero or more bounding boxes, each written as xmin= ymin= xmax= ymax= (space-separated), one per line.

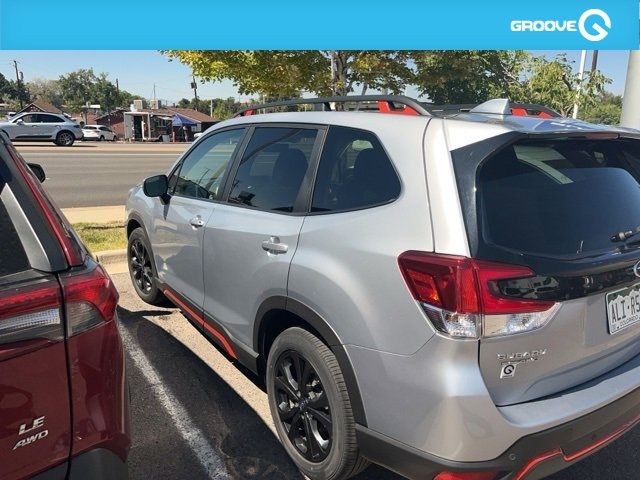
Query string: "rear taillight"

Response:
xmin=0 ymin=280 xmax=63 ymax=345
xmin=61 ymin=264 xmax=119 ymax=336
xmin=398 ymin=252 xmax=558 ymax=339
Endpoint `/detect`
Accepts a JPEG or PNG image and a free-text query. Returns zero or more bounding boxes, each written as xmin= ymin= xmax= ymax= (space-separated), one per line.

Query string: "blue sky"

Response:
xmin=0 ymin=50 xmax=630 ymax=104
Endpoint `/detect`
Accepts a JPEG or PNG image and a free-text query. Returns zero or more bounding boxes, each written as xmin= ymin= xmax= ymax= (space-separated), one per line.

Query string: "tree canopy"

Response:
xmin=161 ymin=50 xmax=618 ymax=123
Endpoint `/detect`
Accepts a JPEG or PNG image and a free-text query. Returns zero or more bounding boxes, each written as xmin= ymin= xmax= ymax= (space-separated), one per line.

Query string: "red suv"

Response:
xmin=0 ymin=135 xmax=129 ymax=479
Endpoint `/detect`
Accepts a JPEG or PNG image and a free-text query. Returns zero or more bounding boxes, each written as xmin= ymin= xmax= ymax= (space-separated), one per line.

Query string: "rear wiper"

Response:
xmin=611 ymin=226 xmax=640 ymax=243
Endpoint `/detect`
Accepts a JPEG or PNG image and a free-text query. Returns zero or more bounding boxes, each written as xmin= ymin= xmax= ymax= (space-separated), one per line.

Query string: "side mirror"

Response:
xmin=143 ymin=174 xmax=169 ymax=199
xmin=28 ymin=163 xmax=46 ymax=183
xmin=15 ymin=118 xmax=24 ymax=124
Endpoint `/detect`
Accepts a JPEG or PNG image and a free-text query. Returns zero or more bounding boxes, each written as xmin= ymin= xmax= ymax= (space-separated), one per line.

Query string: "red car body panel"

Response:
xmin=67 ymin=318 xmax=130 ymax=461
xmin=0 ymin=341 xmax=72 ymax=479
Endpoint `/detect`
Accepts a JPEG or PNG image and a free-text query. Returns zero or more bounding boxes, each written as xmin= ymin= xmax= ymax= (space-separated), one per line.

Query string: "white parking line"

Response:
xmin=119 ymin=325 xmax=232 ymax=479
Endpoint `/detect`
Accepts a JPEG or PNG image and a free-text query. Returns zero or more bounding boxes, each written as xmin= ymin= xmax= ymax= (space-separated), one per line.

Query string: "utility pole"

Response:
xmin=572 ymin=50 xmax=588 ymax=119
xmin=590 ymin=50 xmax=599 ymax=73
xmin=330 ymin=51 xmax=337 ymax=96
xmin=210 ymin=99 xmax=213 ymax=118
xmin=191 ymin=75 xmax=198 ymax=108
xmin=621 ymin=50 xmax=640 ymax=129
xmin=115 ymin=78 xmax=119 ymax=94
xmin=12 ymin=60 xmax=23 ymax=109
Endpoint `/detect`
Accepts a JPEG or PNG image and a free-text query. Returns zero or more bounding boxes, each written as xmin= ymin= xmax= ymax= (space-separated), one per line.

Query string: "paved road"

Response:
xmin=113 ymin=272 xmax=640 ymax=480
xmin=16 ymin=143 xmax=188 ymax=208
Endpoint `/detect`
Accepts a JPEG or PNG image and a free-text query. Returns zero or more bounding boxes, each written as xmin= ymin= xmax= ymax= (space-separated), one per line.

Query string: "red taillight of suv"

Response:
xmin=61 ymin=264 xmax=119 ymax=335
xmin=398 ymin=251 xmax=558 ymax=338
xmin=0 ymin=280 xmax=64 ymax=356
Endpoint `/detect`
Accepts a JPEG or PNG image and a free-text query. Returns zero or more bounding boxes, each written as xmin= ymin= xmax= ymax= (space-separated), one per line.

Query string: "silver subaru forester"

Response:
xmin=125 ymin=96 xmax=640 ymax=480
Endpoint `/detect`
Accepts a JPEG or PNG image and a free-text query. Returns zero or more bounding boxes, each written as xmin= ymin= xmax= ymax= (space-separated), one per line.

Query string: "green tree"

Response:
xmin=161 ymin=50 xmax=414 ymax=98
xmin=508 ymin=54 xmax=610 ymax=117
xmin=58 ymin=68 xmax=97 ymax=111
xmin=0 ymin=73 xmax=15 ymax=104
xmin=57 ymin=68 xmax=139 ymax=112
xmin=581 ymin=91 xmax=622 ymax=125
xmin=412 ymin=50 xmax=528 ymax=103
xmin=26 ymin=78 xmax=63 ymax=108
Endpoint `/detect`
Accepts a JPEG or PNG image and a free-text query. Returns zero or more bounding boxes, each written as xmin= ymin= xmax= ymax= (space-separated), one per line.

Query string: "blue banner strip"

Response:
xmin=0 ymin=0 xmax=638 ymax=49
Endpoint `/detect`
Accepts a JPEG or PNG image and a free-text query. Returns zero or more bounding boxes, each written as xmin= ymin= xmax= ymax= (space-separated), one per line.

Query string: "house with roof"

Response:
xmin=15 ymin=101 xmax=64 ymax=116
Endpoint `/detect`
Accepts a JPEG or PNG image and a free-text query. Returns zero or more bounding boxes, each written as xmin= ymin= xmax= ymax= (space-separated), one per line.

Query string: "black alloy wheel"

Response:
xmin=129 ymin=237 xmax=153 ymax=294
xmin=274 ymin=349 xmax=333 ymax=463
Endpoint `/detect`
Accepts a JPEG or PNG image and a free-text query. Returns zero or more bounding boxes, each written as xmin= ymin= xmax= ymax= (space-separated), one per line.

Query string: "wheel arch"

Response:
xmin=254 ymin=296 xmax=368 ymax=426
xmin=126 ymin=212 xmax=160 ymax=277
xmin=126 ymin=212 xmax=144 ymax=239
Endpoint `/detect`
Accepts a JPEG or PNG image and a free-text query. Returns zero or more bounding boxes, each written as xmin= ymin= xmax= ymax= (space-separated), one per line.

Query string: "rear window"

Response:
xmin=477 ymin=138 xmax=640 ymax=258
xmin=0 ymin=181 xmax=30 ymax=277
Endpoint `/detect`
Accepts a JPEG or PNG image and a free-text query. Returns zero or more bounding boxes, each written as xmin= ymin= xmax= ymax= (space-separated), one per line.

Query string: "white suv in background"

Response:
xmin=82 ymin=124 xmax=118 ymax=141
xmin=0 ymin=112 xmax=83 ymax=146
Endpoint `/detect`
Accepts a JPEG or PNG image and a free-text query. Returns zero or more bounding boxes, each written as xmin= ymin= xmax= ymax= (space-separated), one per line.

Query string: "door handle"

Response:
xmin=189 ymin=215 xmax=205 ymax=228
xmin=262 ymin=236 xmax=288 ymax=254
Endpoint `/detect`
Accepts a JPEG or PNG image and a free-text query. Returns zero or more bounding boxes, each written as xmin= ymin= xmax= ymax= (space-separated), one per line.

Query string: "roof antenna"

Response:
xmin=470 ymin=99 xmax=511 ymax=115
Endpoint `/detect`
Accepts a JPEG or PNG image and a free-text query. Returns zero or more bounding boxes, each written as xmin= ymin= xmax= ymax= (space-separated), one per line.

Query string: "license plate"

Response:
xmin=606 ymin=283 xmax=640 ymax=335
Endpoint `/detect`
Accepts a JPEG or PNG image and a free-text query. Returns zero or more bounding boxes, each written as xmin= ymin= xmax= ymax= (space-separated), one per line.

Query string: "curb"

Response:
xmin=95 ymin=249 xmax=127 ymax=266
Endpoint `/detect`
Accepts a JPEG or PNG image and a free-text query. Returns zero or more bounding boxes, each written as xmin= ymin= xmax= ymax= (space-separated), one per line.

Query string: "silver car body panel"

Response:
xmin=202 ymin=204 xmax=304 ymax=348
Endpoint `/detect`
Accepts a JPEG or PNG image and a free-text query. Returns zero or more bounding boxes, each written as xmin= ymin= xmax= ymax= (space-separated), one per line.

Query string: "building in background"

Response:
xmin=122 ymin=100 xmax=219 ymax=141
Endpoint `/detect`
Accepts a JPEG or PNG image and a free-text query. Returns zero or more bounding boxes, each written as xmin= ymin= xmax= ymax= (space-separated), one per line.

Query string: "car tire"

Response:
xmin=267 ymin=327 xmax=369 ymax=480
xmin=55 ymin=131 xmax=75 ymax=146
xmin=127 ymin=227 xmax=169 ymax=306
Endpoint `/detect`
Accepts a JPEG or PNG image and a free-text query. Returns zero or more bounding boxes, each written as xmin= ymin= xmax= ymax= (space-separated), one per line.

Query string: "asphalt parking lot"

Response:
xmin=113 ymin=272 xmax=640 ymax=480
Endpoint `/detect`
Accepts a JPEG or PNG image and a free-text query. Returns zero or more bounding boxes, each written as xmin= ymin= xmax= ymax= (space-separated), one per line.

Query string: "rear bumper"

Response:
xmin=357 ymin=385 xmax=640 ymax=480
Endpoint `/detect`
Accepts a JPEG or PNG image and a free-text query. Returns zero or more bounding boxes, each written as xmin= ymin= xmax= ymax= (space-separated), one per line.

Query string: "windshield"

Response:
xmin=477 ymin=138 xmax=640 ymax=258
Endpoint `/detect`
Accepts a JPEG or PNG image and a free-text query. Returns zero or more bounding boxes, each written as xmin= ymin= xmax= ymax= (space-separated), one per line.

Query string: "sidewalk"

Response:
xmin=62 ymin=205 xmax=125 ymax=224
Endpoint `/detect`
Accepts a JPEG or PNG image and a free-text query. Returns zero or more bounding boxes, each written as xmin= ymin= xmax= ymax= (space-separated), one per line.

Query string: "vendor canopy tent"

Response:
xmin=172 ymin=113 xmax=197 ymax=126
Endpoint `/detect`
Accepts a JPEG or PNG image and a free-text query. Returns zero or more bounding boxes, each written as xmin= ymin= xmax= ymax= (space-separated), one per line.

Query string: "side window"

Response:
xmin=228 ymin=127 xmax=317 ymax=212
xmin=311 ymin=126 xmax=401 ymax=212
xmin=173 ymin=128 xmax=244 ymax=200
xmin=40 ymin=114 xmax=64 ymax=123
xmin=0 ymin=181 xmax=30 ymax=277
xmin=17 ymin=114 xmax=33 ymax=123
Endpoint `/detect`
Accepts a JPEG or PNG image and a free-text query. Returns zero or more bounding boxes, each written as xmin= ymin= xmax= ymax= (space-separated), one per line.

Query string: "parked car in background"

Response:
xmin=82 ymin=125 xmax=118 ymax=142
xmin=0 ymin=132 xmax=130 ymax=479
xmin=126 ymin=95 xmax=640 ymax=480
xmin=0 ymin=112 xmax=83 ymax=146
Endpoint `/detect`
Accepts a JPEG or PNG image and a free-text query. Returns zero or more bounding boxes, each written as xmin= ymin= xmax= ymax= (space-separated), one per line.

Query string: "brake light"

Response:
xmin=0 ymin=280 xmax=63 ymax=345
xmin=60 ymin=264 xmax=119 ymax=336
xmin=398 ymin=252 xmax=558 ymax=338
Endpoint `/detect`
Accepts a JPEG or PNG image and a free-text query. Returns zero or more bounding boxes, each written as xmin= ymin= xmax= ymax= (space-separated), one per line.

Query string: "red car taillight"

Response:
xmin=398 ymin=251 xmax=557 ymax=338
xmin=0 ymin=279 xmax=63 ymax=345
xmin=61 ymin=264 xmax=119 ymax=336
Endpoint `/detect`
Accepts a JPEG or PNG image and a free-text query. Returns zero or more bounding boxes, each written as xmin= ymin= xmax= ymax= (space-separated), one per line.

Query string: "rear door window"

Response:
xmin=227 ymin=127 xmax=318 ymax=212
xmin=311 ymin=126 xmax=400 ymax=212
xmin=477 ymin=138 xmax=640 ymax=257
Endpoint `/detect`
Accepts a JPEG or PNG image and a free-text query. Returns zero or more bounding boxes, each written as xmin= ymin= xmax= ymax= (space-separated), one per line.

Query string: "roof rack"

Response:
xmin=233 ymin=95 xmax=561 ymax=119
xmin=234 ymin=95 xmax=431 ymax=117
xmin=423 ymin=101 xmax=561 ymax=118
